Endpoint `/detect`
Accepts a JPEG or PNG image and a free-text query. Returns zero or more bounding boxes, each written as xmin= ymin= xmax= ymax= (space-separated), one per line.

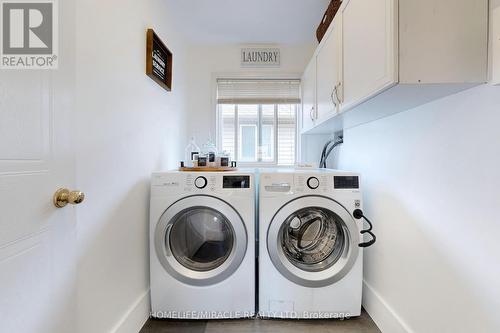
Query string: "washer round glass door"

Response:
xmin=267 ymin=196 xmax=359 ymax=287
xmin=155 ymin=195 xmax=247 ymax=286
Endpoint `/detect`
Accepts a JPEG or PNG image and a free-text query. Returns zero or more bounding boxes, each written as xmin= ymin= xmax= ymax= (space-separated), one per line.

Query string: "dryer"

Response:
xmin=150 ymin=171 xmax=255 ymax=319
xmin=259 ymin=169 xmax=364 ymax=319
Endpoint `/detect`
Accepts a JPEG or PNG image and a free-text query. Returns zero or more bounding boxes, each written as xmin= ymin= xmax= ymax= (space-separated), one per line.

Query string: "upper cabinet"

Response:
xmin=316 ymin=17 xmax=342 ymax=121
xmin=301 ymin=58 xmax=316 ymax=132
xmin=341 ymin=0 xmax=396 ymax=110
xmin=301 ymin=0 xmax=488 ymax=135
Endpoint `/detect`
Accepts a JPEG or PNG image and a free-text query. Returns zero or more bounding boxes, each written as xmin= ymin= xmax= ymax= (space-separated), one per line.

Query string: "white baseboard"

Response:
xmin=111 ymin=289 xmax=151 ymax=333
xmin=109 ymin=282 xmax=410 ymax=333
xmin=362 ymin=281 xmax=413 ymax=333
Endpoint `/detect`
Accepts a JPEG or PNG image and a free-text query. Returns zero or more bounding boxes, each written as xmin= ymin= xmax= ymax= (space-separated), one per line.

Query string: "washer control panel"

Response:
xmin=295 ymin=174 xmax=329 ymax=194
xmin=260 ymin=171 xmax=360 ymax=198
xmin=333 ymin=175 xmax=359 ymax=189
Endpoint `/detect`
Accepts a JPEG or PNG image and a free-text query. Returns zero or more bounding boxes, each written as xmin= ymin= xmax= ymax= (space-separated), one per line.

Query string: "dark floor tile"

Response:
xmin=205 ymin=309 xmax=380 ymax=333
xmin=140 ymin=319 xmax=207 ymax=333
xmin=140 ymin=309 xmax=380 ymax=333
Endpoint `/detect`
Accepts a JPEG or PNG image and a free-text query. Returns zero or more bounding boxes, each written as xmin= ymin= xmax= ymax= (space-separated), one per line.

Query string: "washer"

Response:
xmin=150 ymin=171 xmax=255 ymax=319
xmin=259 ymin=169 xmax=363 ymax=319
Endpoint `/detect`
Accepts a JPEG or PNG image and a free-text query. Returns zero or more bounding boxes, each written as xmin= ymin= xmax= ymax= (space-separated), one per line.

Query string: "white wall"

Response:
xmin=338 ymin=84 xmax=500 ymax=333
xmin=75 ymin=0 xmax=189 ymax=332
xmin=184 ymin=43 xmax=315 ymax=148
xmin=334 ymin=2 xmax=500 ymax=332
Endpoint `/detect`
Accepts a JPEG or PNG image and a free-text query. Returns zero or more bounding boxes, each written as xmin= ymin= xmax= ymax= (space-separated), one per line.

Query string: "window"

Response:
xmin=217 ymin=79 xmax=300 ymax=166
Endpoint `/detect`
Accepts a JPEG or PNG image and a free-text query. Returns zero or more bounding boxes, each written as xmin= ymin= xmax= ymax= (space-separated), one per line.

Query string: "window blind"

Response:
xmin=217 ymin=79 xmax=301 ymax=104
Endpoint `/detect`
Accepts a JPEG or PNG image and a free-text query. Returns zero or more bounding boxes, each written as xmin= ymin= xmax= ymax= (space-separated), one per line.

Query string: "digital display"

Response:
xmin=223 ymin=176 xmax=250 ymax=189
xmin=334 ymin=176 xmax=359 ymax=189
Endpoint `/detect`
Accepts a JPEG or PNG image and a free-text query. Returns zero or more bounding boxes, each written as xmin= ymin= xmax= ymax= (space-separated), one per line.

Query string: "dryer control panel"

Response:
xmin=151 ymin=172 xmax=254 ymax=197
xmin=194 ymin=176 xmax=208 ymax=189
xmin=223 ymin=175 xmax=250 ymax=189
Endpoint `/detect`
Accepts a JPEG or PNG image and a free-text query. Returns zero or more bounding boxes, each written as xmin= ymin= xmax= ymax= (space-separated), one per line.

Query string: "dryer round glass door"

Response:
xmin=155 ymin=196 xmax=247 ymax=286
xmin=267 ymin=196 xmax=359 ymax=288
xmin=169 ymin=207 xmax=234 ymax=272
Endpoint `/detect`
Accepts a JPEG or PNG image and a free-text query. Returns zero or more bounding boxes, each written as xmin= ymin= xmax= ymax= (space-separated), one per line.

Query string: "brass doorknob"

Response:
xmin=53 ymin=188 xmax=85 ymax=208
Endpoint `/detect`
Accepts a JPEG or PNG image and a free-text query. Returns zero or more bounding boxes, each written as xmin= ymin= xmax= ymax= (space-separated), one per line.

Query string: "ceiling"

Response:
xmin=166 ymin=0 xmax=331 ymax=44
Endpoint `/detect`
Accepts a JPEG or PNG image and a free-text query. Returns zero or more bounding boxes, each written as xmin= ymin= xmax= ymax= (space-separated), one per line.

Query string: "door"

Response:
xmin=341 ymin=0 xmax=397 ymax=110
xmin=316 ymin=16 xmax=342 ymax=121
xmin=267 ymin=196 xmax=359 ymax=287
xmin=0 ymin=1 xmax=77 ymax=332
xmin=154 ymin=196 xmax=248 ymax=286
xmin=301 ymin=59 xmax=316 ymax=131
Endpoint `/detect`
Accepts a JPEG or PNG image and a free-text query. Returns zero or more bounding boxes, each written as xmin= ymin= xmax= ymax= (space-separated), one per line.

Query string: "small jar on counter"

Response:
xmin=192 ymin=153 xmax=199 ymax=167
xmin=207 ymin=152 xmax=216 ymax=167
xmin=219 ymin=156 xmax=229 ymax=167
xmin=198 ymin=155 xmax=208 ymax=167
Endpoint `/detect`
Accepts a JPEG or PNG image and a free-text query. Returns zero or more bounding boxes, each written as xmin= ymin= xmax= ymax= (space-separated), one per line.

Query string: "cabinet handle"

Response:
xmin=330 ymin=88 xmax=337 ymax=108
xmin=309 ymin=107 xmax=315 ymax=121
xmin=334 ymin=82 xmax=342 ymax=105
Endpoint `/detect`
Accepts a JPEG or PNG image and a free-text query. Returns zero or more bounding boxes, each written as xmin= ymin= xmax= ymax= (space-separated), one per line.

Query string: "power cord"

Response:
xmin=319 ymin=139 xmax=334 ymax=168
xmin=353 ymin=209 xmax=376 ymax=248
xmin=319 ymin=137 xmax=343 ymax=168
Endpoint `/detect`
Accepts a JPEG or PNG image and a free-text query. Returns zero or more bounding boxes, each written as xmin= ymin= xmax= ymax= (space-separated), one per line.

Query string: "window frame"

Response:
xmin=261 ymin=123 xmax=275 ymax=162
xmin=217 ymin=102 xmax=298 ymax=167
xmin=213 ymin=74 xmax=302 ymax=168
xmin=238 ymin=123 xmax=258 ymax=162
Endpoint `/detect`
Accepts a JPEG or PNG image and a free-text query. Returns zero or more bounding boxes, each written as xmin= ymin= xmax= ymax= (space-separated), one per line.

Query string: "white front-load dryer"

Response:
xmin=259 ymin=169 xmax=364 ymax=319
xmin=150 ymin=171 xmax=255 ymax=319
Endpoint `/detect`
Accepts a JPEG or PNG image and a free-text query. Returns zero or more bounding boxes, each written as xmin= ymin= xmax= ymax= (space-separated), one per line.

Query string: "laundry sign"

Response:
xmin=241 ymin=48 xmax=280 ymax=67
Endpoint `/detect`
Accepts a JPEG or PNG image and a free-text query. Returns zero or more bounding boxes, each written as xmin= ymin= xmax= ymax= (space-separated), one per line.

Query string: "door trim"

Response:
xmin=267 ymin=195 xmax=359 ymax=287
xmin=155 ymin=195 xmax=247 ymax=286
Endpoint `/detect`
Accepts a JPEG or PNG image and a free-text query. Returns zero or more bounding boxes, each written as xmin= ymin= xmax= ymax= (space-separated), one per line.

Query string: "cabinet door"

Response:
xmin=301 ymin=59 xmax=316 ymax=131
xmin=341 ymin=0 xmax=397 ymax=110
xmin=316 ymin=17 xmax=341 ymax=121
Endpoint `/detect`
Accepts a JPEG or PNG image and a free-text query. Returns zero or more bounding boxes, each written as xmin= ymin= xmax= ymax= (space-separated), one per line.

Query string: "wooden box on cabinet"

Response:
xmin=316 ymin=16 xmax=342 ymax=123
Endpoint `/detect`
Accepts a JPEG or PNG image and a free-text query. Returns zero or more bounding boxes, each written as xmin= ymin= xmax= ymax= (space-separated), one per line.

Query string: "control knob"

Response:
xmin=307 ymin=177 xmax=320 ymax=189
xmin=194 ymin=176 xmax=208 ymax=189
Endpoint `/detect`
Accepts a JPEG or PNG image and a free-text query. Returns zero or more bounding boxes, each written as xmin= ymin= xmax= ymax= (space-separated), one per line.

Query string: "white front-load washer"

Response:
xmin=150 ymin=171 xmax=255 ymax=319
xmin=259 ymin=169 xmax=365 ymax=319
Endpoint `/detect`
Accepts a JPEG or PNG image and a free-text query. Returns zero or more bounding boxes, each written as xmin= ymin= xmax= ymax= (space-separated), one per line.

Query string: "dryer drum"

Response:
xmin=168 ymin=207 xmax=235 ymax=272
xmin=280 ymin=207 xmax=345 ymax=272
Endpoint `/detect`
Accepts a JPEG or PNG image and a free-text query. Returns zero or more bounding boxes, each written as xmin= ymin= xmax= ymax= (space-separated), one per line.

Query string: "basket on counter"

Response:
xmin=316 ymin=0 xmax=342 ymax=43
